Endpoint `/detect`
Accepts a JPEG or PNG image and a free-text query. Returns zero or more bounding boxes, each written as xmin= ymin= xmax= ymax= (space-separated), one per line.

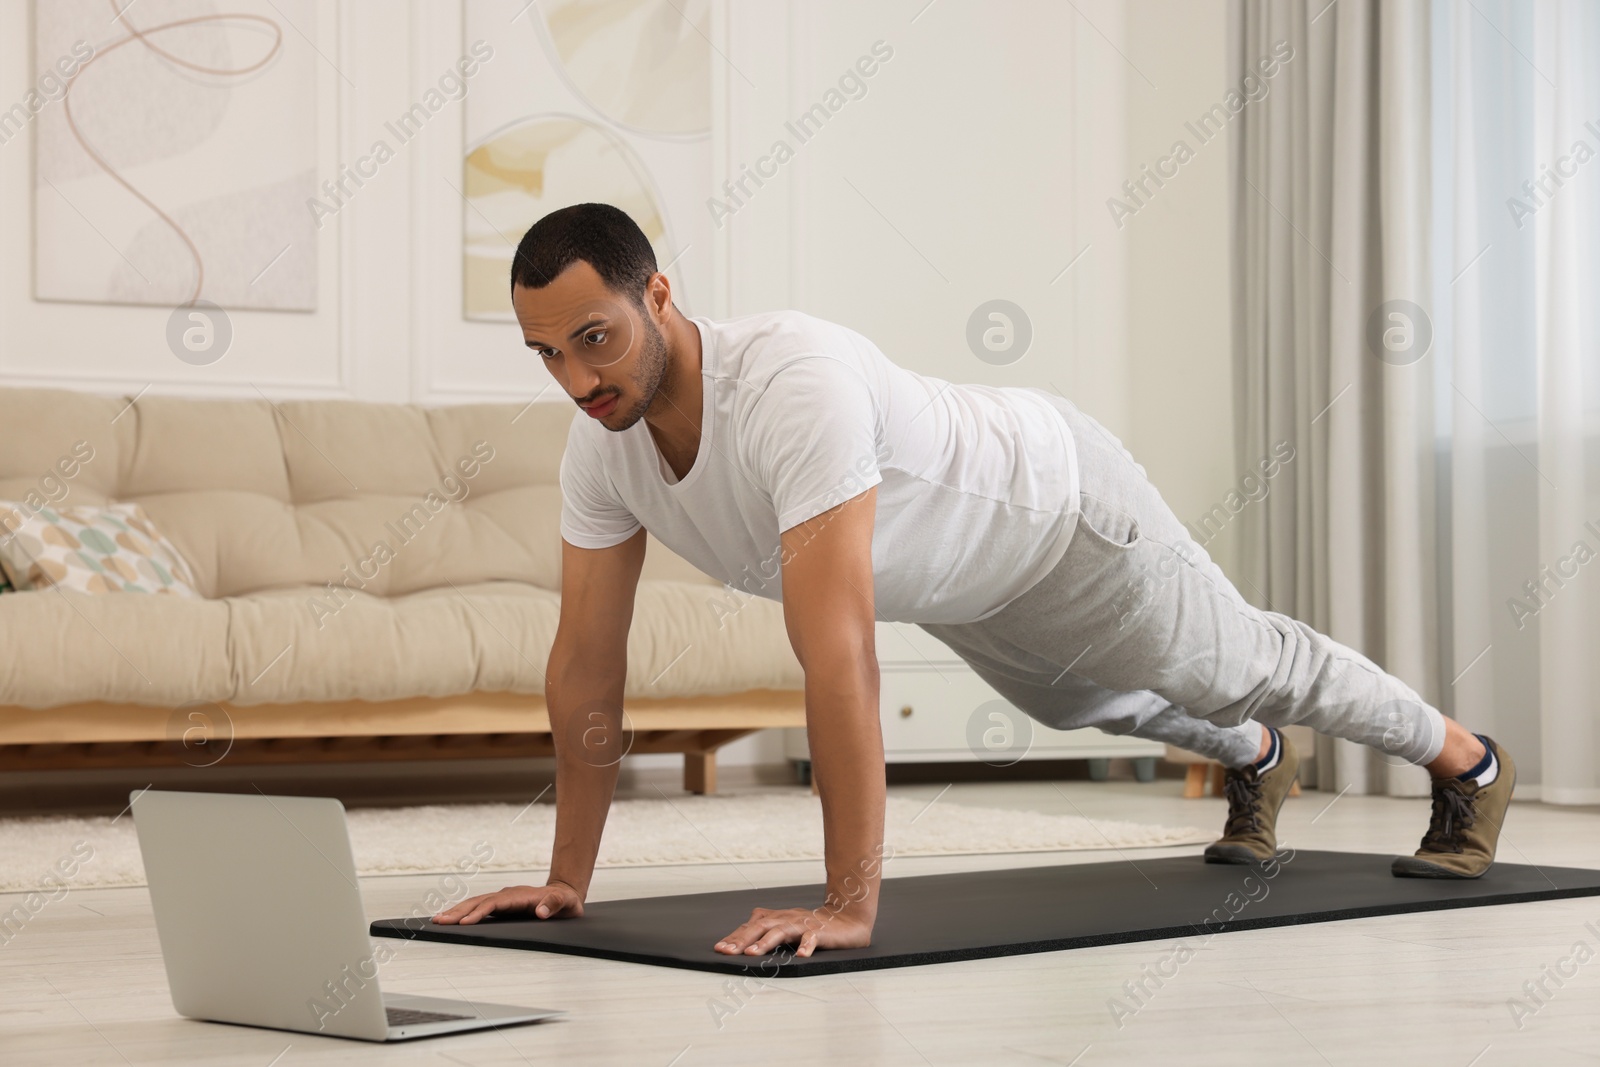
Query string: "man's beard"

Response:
xmin=599 ymin=313 xmax=670 ymax=432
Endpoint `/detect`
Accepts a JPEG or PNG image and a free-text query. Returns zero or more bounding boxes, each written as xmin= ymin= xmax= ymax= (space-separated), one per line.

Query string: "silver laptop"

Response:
xmin=129 ymin=788 xmax=565 ymax=1042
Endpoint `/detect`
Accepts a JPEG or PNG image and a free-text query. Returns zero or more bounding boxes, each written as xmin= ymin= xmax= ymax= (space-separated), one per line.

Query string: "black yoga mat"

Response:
xmin=371 ymin=850 xmax=1600 ymax=978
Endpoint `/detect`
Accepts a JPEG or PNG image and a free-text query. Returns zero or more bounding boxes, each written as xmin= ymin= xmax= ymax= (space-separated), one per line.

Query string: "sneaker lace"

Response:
xmin=1419 ymin=780 xmax=1477 ymax=854
xmin=1221 ymin=770 xmax=1264 ymax=836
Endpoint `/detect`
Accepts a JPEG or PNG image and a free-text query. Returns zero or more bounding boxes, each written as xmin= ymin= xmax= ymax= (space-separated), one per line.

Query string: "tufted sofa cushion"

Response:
xmin=0 ymin=386 xmax=804 ymax=709
xmin=0 ymin=386 xmax=577 ymax=598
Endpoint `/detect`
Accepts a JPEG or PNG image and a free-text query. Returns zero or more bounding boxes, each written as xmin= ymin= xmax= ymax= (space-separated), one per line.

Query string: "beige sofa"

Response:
xmin=0 ymin=386 xmax=806 ymax=793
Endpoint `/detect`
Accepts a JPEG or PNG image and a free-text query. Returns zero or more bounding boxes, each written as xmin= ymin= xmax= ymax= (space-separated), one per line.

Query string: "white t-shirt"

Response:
xmin=558 ymin=310 xmax=1080 ymax=625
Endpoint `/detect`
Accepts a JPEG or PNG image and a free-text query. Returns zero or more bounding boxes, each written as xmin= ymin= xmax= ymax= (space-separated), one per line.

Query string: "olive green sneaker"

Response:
xmin=1392 ymin=734 xmax=1515 ymax=879
xmin=1203 ymin=727 xmax=1299 ymax=864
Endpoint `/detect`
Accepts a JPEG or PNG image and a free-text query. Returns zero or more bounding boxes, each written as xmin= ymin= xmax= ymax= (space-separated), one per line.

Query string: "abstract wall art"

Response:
xmin=462 ymin=0 xmax=712 ymax=322
xmin=33 ymin=0 xmax=319 ymax=311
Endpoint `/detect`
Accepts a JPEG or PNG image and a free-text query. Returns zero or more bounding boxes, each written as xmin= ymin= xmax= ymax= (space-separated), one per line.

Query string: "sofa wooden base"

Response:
xmin=0 ymin=689 xmax=806 ymax=796
xmin=1184 ymin=762 xmax=1303 ymax=799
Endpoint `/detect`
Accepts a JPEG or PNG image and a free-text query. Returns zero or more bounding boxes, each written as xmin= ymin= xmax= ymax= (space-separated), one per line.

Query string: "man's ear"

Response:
xmin=643 ymin=271 xmax=674 ymax=325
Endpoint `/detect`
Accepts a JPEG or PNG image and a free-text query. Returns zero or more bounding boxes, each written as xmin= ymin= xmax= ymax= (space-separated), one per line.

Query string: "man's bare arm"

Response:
xmin=435 ymin=528 xmax=645 ymax=924
xmin=544 ymin=527 xmax=645 ymax=897
xmin=714 ymin=486 xmax=884 ymax=956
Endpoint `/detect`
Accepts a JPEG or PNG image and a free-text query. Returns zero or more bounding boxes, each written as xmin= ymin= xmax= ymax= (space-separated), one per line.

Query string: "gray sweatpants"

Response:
xmin=917 ymin=392 xmax=1448 ymax=771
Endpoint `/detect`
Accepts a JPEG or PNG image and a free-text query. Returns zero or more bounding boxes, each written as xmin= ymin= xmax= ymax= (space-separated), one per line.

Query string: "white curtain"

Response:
xmin=1230 ymin=0 xmax=1600 ymax=802
xmin=1435 ymin=0 xmax=1600 ymax=805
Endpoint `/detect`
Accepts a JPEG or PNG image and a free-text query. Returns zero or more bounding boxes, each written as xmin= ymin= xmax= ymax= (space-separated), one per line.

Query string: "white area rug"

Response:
xmin=0 ymin=793 xmax=1215 ymax=893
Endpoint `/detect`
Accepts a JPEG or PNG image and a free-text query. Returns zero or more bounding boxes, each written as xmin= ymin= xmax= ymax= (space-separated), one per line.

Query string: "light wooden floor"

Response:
xmin=4 ymin=770 xmax=1599 ymax=1066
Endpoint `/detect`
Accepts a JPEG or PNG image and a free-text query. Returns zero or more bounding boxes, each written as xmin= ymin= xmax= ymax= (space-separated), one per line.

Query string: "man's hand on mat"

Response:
xmin=431 ymin=881 xmax=584 ymax=925
xmin=713 ymin=905 xmax=873 ymax=957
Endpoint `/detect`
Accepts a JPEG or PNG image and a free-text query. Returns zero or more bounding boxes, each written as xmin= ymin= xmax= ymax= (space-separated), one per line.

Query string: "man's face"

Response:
xmin=513 ymin=259 xmax=669 ymax=431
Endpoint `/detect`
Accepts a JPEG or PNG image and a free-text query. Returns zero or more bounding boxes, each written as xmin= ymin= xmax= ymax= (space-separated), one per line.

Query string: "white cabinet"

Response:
xmin=784 ymin=621 xmax=1166 ymax=772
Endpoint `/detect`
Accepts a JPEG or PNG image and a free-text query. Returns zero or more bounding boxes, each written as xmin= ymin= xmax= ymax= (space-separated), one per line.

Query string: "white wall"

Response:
xmin=1 ymin=1 xmax=1245 ymax=772
xmin=1122 ymin=0 xmax=1240 ymax=581
xmin=718 ymin=0 xmax=1130 ymax=430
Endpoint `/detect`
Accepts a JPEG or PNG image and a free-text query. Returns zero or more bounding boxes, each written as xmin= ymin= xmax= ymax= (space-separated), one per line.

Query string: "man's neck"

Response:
xmin=645 ymin=311 xmax=704 ymax=469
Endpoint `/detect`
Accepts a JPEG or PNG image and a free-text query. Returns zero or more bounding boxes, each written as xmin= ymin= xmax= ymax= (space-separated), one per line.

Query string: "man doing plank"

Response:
xmin=435 ymin=203 xmax=1514 ymax=958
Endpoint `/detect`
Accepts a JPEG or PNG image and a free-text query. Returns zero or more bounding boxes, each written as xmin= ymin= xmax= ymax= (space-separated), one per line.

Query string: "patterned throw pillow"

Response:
xmin=0 ymin=501 xmax=201 ymax=597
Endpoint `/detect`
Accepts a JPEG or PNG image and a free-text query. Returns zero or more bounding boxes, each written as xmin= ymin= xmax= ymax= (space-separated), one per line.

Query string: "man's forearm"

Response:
xmin=805 ymin=643 xmax=886 ymax=923
xmin=545 ymin=648 xmax=626 ymax=899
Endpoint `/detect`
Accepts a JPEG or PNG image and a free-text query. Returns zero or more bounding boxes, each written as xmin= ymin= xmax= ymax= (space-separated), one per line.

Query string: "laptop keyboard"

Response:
xmin=387 ymin=1006 xmax=474 ymax=1027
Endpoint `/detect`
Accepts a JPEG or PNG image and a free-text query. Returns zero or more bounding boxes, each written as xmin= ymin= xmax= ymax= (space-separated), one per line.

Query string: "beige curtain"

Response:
xmin=1230 ymin=0 xmax=1437 ymax=798
xmin=1230 ymin=0 xmax=1600 ymax=803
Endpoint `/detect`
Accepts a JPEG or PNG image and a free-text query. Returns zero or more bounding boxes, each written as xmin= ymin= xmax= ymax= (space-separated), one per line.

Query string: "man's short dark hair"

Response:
xmin=509 ymin=203 xmax=659 ymax=306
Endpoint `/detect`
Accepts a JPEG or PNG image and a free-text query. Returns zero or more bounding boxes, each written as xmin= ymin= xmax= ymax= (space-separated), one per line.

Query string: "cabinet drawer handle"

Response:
xmin=900 ymin=705 xmax=913 ymax=718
